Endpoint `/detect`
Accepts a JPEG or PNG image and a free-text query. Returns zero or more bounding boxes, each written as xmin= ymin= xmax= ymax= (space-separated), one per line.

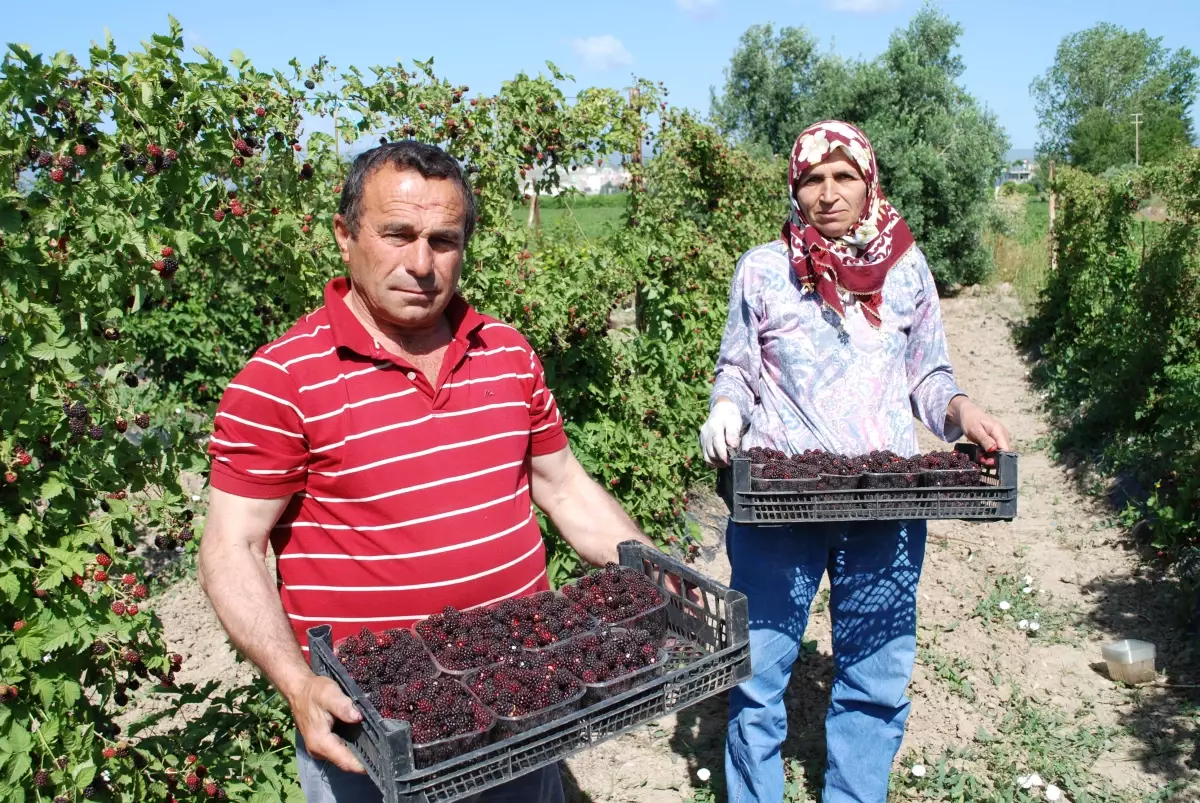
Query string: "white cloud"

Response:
xmin=572 ymin=35 xmax=634 ymax=70
xmin=676 ymin=0 xmax=719 ymax=18
xmin=826 ymin=0 xmax=901 ymax=12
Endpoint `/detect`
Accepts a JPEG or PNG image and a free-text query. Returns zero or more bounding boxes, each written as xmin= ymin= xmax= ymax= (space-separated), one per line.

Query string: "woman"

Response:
xmin=700 ymin=120 xmax=1010 ymax=803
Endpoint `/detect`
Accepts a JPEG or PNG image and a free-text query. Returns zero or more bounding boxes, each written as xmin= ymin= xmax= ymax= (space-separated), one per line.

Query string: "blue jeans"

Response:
xmin=295 ymin=731 xmax=565 ymax=803
xmin=724 ymin=519 xmax=927 ymax=803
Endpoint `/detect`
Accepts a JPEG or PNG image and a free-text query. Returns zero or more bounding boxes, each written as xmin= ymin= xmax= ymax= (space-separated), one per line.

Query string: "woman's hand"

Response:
xmin=946 ymin=395 xmax=1011 ymax=460
xmin=700 ymin=399 xmax=743 ymax=466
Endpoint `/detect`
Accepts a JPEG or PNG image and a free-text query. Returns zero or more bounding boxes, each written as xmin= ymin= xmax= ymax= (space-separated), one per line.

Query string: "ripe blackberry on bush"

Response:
xmin=492 ymin=592 xmax=594 ymax=649
xmin=134 ymin=413 xmax=150 ymax=429
xmin=468 ymin=653 xmax=582 ymax=718
xmin=67 ymin=401 xmax=88 ymax=419
xmin=161 ymin=257 xmax=179 ymax=275
xmin=552 ymin=627 xmax=660 ymax=684
xmin=68 ymin=418 xmax=87 ymax=437
xmin=336 ymin=626 xmax=436 ymax=689
xmin=88 ymin=425 xmax=104 ymax=440
xmin=416 ymin=606 xmax=518 ymax=671
xmin=562 ymin=562 xmax=664 ymax=627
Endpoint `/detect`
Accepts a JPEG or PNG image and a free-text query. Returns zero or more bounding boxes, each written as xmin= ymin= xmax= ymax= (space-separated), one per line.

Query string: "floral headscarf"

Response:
xmin=783 ymin=120 xmax=915 ymax=328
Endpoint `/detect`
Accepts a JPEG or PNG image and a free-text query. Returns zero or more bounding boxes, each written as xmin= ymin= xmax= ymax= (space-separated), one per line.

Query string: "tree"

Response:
xmin=710 ymin=7 xmax=1008 ymax=287
xmin=1031 ymin=23 xmax=1199 ymax=173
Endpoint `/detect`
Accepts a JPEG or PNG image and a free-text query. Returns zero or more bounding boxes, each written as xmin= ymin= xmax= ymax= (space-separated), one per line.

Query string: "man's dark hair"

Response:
xmin=337 ymin=141 xmax=476 ymax=244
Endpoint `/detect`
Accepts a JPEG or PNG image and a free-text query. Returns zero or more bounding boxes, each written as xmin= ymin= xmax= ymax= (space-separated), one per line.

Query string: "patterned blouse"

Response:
xmin=710 ymin=240 xmax=965 ymax=458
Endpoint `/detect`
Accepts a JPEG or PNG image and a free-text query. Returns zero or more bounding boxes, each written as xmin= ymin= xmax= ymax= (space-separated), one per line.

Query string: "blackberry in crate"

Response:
xmin=492 ymin=591 xmax=595 ymax=649
xmin=552 ymin=627 xmax=661 ymax=684
xmin=468 ymin=653 xmax=582 ymax=720
xmin=369 ymin=676 xmax=493 ymax=767
xmin=335 ymin=626 xmax=435 ymax=689
xmin=918 ymin=450 xmax=982 ymax=486
xmin=562 ymin=562 xmax=665 ymax=634
xmin=416 ymin=606 xmax=518 ymax=672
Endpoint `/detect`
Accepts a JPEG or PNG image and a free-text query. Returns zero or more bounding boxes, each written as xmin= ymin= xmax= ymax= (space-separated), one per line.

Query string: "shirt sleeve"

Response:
xmin=711 ymin=252 xmax=763 ymax=422
xmin=208 ymin=352 xmax=309 ymax=498
xmin=526 ymin=345 xmax=569 ymax=456
xmin=906 ymin=251 xmax=966 ymax=442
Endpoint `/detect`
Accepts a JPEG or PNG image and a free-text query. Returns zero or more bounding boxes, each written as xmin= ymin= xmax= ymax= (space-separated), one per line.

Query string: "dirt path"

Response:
xmin=150 ymin=287 xmax=1199 ymax=802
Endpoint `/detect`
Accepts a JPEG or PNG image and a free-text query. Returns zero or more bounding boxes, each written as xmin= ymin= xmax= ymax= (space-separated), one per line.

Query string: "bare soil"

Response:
xmin=148 ymin=287 xmax=1200 ymax=801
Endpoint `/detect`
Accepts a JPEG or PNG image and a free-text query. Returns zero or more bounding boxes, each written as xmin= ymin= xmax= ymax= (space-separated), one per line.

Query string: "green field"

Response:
xmin=513 ymin=192 xmax=629 ymax=241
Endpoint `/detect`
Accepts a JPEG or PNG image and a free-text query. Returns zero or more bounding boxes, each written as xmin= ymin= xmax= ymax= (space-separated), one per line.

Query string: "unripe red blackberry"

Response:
xmin=110 ymin=601 xmax=126 ymax=615
xmin=37 ymin=152 xmax=52 ymax=168
xmin=15 ymin=452 xmax=31 ymax=467
xmin=102 ymin=747 xmax=116 ymax=759
xmin=232 ymin=156 xmax=244 ymax=168
xmin=74 ymin=144 xmax=88 ymax=157
xmin=96 ymin=554 xmax=111 ymax=567
xmin=126 ymin=604 xmax=139 ymax=615
xmin=12 ymin=620 xmax=26 ymax=631
xmin=5 ymin=471 xmax=17 ymax=484
xmin=94 ymin=570 xmax=108 ymax=583
xmin=55 ymin=154 xmax=74 ymax=169
xmin=160 ymin=246 xmax=173 ymax=257
xmin=186 ymin=773 xmax=201 ymax=791
xmin=165 ymin=149 xmax=178 ymax=160
xmin=255 ymin=106 xmax=266 ymax=116
xmin=134 ymin=413 xmax=150 ymax=428
xmin=122 ymin=573 xmax=136 ymax=586
xmin=122 ymin=648 xmax=139 ymax=663
xmin=205 ymin=782 xmax=219 ymax=797
xmin=212 ymin=209 xmax=226 ymax=222
xmin=49 ymin=168 xmax=65 ymax=183
xmin=147 ymin=144 xmax=163 ymax=158
xmin=133 ymin=584 xmax=148 ymax=599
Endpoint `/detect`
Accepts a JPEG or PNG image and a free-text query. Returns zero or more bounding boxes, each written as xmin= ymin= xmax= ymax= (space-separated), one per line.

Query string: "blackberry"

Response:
xmin=55 ymin=154 xmax=74 ymax=170
xmin=69 ymin=418 xmax=87 ymax=437
xmin=562 ymin=563 xmax=665 ymax=629
xmin=367 ymin=676 xmax=491 ymax=764
xmin=124 ymin=373 xmax=139 ymax=388
xmin=468 ymin=653 xmax=582 ymax=719
xmin=88 ymin=425 xmax=104 ymax=440
xmin=304 ymin=79 xmax=316 ymax=89
xmin=161 ymin=257 xmax=178 ymax=274
xmin=136 ymin=154 xmax=148 ymax=167
xmin=179 ymin=527 xmax=193 ymax=542
xmin=37 ymin=152 xmax=53 ymax=168
xmin=34 ymin=769 xmax=50 ymax=787
xmin=114 ymin=416 xmax=128 ymax=433
xmin=492 ymin=591 xmax=595 ymax=649
xmin=553 ymin=627 xmax=660 ymax=684
xmin=123 ymin=158 xmax=137 ymax=171
xmin=92 ymin=640 xmax=106 ymax=655
xmin=134 ymin=413 xmax=150 ymax=428
xmin=79 ymin=122 xmax=96 ymax=136
xmin=299 ymin=162 xmax=314 ymax=179
xmin=119 ymin=143 xmax=133 ymax=158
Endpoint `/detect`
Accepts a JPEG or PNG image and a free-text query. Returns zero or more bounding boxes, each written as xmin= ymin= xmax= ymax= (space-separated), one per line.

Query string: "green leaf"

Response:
xmin=231 ymin=48 xmax=248 ymax=68
xmin=39 ymin=477 xmax=66 ymax=501
xmin=25 ymin=344 xmax=59 ymax=361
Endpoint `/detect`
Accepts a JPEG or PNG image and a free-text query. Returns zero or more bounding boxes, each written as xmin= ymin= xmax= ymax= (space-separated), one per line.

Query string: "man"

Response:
xmin=198 ymin=141 xmax=656 ymax=803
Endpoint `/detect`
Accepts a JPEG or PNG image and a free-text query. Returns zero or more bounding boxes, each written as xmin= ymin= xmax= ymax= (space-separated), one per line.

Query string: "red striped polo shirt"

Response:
xmin=207 ymin=276 xmax=566 ymax=653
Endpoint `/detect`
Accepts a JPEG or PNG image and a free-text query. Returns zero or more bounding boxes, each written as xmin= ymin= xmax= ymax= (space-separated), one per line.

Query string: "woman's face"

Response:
xmin=795 ymin=150 xmax=868 ymax=239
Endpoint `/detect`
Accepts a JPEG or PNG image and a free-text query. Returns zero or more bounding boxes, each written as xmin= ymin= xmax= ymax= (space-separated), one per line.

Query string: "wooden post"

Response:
xmin=525 ymin=177 xmax=540 ymax=230
xmin=1047 ymin=159 xmax=1057 ymax=272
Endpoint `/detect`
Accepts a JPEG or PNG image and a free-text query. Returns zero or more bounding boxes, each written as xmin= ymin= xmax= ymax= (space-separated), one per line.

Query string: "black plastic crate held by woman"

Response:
xmin=308 ymin=541 xmax=750 ymax=803
xmin=718 ymin=443 xmax=1018 ymax=525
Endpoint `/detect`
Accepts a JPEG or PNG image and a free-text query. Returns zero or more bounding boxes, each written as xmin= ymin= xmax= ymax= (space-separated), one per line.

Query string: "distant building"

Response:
xmin=521 ymin=164 xmax=631 ymax=196
xmin=1001 ymin=160 xmax=1035 ymax=184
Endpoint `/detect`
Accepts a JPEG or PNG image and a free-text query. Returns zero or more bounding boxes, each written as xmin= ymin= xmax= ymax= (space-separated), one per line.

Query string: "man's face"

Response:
xmin=795 ymin=150 xmax=868 ymax=239
xmin=333 ymin=168 xmax=466 ymax=332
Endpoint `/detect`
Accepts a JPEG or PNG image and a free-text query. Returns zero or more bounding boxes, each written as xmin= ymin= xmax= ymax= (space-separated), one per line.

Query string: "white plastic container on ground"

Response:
xmin=1100 ymin=639 xmax=1156 ymax=684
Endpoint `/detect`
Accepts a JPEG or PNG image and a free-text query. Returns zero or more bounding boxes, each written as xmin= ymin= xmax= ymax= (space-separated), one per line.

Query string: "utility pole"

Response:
xmin=1130 ymin=113 xmax=1142 ymax=166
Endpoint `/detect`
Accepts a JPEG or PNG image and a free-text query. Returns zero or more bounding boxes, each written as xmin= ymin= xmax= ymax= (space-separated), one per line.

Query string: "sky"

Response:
xmin=4 ymin=0 xmax=1199 ymax=151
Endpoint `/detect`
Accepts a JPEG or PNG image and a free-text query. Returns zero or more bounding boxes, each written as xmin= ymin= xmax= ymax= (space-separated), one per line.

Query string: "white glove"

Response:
xmin=700 ymin=401 xmax=743 ymax=466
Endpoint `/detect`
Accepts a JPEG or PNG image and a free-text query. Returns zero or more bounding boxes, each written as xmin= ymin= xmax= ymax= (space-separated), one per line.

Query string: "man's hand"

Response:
xmin=947 ymin=396 xmax=1011 ymax=463
xmin=287 ymin=675 xmax=366 ymax=774
xmin=700 ymin=399 xmax=742 ymax=466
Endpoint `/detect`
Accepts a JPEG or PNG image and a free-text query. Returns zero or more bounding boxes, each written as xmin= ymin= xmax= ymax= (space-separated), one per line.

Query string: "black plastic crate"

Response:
xmin=308 ymin=541 xmax=749 ymax=803
xmin=717 ymin=443 xmax=1018 ymax=524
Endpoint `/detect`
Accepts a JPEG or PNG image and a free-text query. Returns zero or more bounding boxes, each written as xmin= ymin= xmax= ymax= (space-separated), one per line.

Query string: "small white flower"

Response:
xmin=191 ymin=494 xmax=201 ymax=502
xmin=1018 ymin=620 xmax=1029 ymax=630
xmin=696 ymin=768 xmax=711 ymax=783
xmin=1029 ymin=621 xmax=1041 ymax=631
xmin=911 ymin=764 xmax=926 ymax=778
xmin=175 ymin=407 xmax=182 ymax=415
xmin=1018 ymin=773 xmax=1044 ymax=789
xmin=998 ymin=600 xmax=1011 ymax=610
xmin=1023 ymin=586 xmax=1033 ymax=594
xmin=1045 ymin=783 xmax=1063 ymax=801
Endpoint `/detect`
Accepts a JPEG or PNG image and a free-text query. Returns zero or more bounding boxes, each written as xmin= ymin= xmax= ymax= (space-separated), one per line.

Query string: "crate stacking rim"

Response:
xmin=717 ymin=443 xmax=1018 ymax=524
xmin=308 ymin=541 xmax=750 ymax=803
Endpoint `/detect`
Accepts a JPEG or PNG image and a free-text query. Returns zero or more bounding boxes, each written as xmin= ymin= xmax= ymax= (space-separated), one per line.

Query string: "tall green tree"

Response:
xmin=710 ymin=8 xmax=1008 ymax=287
xmin=1031 ymin=23 xmax=1198 ymax=173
